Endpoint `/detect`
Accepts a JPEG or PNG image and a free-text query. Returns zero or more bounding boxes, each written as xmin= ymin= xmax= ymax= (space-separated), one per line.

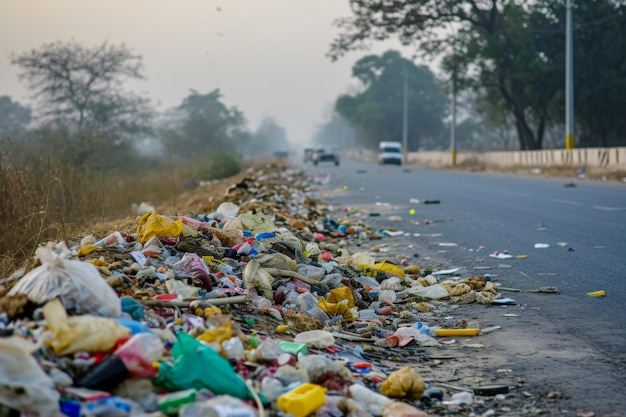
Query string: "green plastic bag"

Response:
xmin=154 ymin=332 xmax=251 ymax=399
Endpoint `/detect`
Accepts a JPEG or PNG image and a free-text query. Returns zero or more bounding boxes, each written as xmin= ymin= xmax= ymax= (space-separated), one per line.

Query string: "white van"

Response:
xmin=378 ymin=141 xmax=403 ymax=165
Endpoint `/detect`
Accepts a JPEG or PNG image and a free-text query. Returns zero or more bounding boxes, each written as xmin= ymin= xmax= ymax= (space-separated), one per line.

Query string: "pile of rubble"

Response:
xmin=1 ymin=162 xmax=520 ymax=417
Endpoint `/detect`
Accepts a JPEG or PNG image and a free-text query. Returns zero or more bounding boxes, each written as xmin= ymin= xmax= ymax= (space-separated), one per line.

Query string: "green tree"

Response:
xmin=329 ymin=1 xmax=561 ymax=150
xmin=11 ymin=41 xmax=151 ymax=134
xmin=160 ymin=89 xmax=247 ymax=159
xmin=335 ymin=50 xmax=448 ymax=151
xmin=331 ymin=0 xmax=626 ymax=150
xmin=0 ymin=96 xmax=31 ymax=139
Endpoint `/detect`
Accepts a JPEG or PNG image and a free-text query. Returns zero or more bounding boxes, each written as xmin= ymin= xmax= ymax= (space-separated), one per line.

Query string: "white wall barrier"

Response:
xmin=406 ymin=147 xmax=626 ymax=172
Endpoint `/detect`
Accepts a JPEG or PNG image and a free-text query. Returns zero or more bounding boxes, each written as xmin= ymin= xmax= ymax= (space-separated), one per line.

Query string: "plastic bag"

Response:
xmin=179 ymin=395 xmax=257 ymax=417
xmin=256 ymin=253 xmax=297 ymax=271
xmin=242 ymin=259 xmax=274 ymax=300
xmin=44 ymin=298 xmax=130 ymax=356
xmin=8 ymin=241 xmax=121 ymax=316
xmin=349 ymin=384 xmax=393 ymax=416
xmin=380 ymin=366 xmax=424 ymax=399
xmin=136 ymin=211 xmax=184 ymax=243
xmin=294 ymin=330 xmax=335 ymax=349
xmin=154 ymin=332 xmax=252 ymax=399
xmin=411 ymin=283 xmax=450 ymax=300
xmin=216 ymin=202 xmax=240 ymax=219
xmin=0 ymin=336 xmax=60 ymax=417
xmin=172 ymin=253 xmax=213 ymax=290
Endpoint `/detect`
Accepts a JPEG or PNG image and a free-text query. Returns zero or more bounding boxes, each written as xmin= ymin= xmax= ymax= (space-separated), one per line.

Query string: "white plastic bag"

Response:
xmin=0 ymin=337 xmax=60 ymax=416
xmin=8 ymin=241 xmax=121 ymax=316
xmin=411 ymin=283 xmax=450 ymax=300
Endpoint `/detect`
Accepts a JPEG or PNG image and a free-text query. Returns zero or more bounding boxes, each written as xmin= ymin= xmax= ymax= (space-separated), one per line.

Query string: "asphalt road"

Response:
xmin=302 ymin=156 xmax=626 ymax=414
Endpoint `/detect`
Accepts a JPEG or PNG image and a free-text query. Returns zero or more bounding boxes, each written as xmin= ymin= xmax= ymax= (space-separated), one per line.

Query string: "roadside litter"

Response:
xmin=1 ymin=164 xmax=519 ymax=417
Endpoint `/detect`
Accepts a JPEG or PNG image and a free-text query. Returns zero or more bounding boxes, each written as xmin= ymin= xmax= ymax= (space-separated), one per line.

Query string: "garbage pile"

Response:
xmin=0 ymin=163 xmax=512 ymax=417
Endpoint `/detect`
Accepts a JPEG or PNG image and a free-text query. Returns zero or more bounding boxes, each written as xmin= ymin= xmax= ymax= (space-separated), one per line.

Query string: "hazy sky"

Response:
xmin=0 ymin=0 xmax=415 ymax=144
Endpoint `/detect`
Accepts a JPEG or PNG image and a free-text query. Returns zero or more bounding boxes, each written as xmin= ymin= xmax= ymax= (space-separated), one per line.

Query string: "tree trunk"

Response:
xmin=498 ymin=77 xmax=540 ymax=150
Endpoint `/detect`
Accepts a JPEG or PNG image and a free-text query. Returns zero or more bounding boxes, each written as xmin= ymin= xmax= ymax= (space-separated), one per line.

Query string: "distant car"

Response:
xmin=303 ymin=148 xmax=315 ymax=163
xmin=312 ymin=148 xmax=340 ymax=166
xmin=378 ymin=141 xmax=403 ymax=165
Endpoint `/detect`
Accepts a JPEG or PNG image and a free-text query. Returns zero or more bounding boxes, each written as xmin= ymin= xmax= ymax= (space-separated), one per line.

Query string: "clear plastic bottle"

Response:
xmin=222 ymin=337 xmax=245 ymax=360
xmin=252 ymin=295 xmax=272 ymax=310
xmin=115 ymin=332 xmax=164 ymax=378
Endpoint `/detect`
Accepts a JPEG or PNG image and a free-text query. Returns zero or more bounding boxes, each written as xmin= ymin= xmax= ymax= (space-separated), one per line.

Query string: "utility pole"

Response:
xmin=565 ymin=0 xmax=575 ymax=149
xmin=450 ymin=77 xmax=457 ymax=166
xmin=450 ymin=35 xmax=457 ymax=166
xmin=402 ymin=65 xmax=408 ymax=163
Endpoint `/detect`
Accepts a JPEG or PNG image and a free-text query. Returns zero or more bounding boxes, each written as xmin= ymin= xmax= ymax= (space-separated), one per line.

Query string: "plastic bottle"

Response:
xmin=114 ymin=332 xmax=164 ymax=378
xmin=451 ymin=391 xmax=473 ymax=405
xmin=261 ymin=376 xmax=284 ymax=401
xmin=348 ymin=384 xmax=393 ymax=416
xmin=222 ymin=337 xmax=245 ymax=360
xmin=251 ymin=295 xmax=272 ymax=310
xmin=78 ymin=332 xmax=164 ymax=391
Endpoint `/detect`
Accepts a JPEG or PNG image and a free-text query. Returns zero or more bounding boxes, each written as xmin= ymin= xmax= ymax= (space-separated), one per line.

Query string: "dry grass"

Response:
xmin=0 ymin=149 xmax=243 ymax=278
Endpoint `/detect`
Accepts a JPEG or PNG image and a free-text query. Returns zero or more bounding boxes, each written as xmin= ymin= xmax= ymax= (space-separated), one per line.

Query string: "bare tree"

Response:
xmin=11 ymin=41 xmax=148 ymax=133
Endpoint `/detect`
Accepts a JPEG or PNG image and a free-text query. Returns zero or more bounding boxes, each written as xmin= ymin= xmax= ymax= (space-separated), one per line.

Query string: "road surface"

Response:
xmin=303 ymin=156 xmax=626 ymax=415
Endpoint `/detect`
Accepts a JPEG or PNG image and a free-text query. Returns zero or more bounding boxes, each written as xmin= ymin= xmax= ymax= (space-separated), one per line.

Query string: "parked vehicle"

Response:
xmin=312 ymin=148 xmax=340 ymax=166
xmin=378 ymin=141 xmax=403 ymax=165
xmin=303 ymin=148 xmax=315 ymax=163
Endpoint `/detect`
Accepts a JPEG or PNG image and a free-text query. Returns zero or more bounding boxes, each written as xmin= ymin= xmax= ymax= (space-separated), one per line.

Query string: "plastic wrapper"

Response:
xmin=0 ymin=336 xmax=60 ymax=417
xmin=44 ymin=299 xmax=131 ymax=356
xmin=8 ymin=241 xmax=121 ymax=316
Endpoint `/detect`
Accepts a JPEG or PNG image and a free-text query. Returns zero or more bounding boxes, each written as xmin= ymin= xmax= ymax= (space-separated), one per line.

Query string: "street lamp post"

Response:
xmin=565 ymin=0 xmax=575 ymax=149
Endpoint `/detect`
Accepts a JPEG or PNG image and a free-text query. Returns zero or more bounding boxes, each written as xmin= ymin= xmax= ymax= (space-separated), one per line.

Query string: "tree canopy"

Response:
xmin=159 ymin=89 xmax=248 ymax=160
xmin=335 ymin=50 xmax=448 ymax=151
xmin=330 ymin=0 xmax=626 ymax=150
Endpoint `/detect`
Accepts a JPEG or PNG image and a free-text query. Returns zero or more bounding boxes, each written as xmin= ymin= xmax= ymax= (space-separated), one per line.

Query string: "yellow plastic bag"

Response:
xmin=43 ymin=299 xmax=130 ymax=356
xmin=136 ymin=212 xmax=184 ymax=243
xmin=380 ymin=366 xmax=424 ymax=399
xmin=326 ymin=287 xmax=355 ymax=309
xmin=317 ymin=298 xmax=355 ymax=321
